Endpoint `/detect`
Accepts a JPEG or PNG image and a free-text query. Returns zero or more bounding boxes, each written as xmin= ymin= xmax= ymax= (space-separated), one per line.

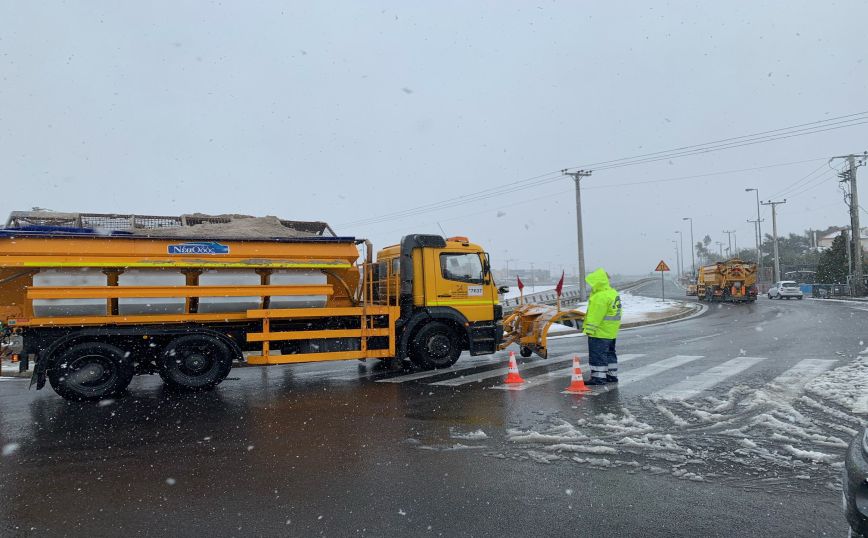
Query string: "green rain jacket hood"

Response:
xmin=583 ymin=268 xmax=621 ymax=339
xmin=585 ymin=268 xmax=611 ymax=292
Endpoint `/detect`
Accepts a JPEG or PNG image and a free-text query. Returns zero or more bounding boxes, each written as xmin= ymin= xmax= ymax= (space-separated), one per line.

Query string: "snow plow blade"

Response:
xmin=498 ymin=304 xmax=585 ymax=359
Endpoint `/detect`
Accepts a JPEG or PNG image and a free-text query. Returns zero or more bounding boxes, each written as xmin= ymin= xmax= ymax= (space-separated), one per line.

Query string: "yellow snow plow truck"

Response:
xmin=696 ymin=258 xmax=758 ymax=303
xmin=0 ymin=211 xmax=580 ymax=400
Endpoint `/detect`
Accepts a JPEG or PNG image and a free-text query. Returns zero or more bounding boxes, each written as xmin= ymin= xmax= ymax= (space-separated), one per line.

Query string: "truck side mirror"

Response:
xmin=498 ymin=285 xmax=510 ymax=294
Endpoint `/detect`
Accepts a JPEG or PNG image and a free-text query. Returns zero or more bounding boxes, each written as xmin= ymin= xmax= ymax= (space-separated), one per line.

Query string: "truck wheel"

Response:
xmin=159 ymin=334 xmax=233 ymax=391
xmin=47 ymin=342 xmax=134 ymax=401
xmin=520 ymin=346 xmax=533 ymax=358
xmin=410 ymin=322 xmax=461 ymax=370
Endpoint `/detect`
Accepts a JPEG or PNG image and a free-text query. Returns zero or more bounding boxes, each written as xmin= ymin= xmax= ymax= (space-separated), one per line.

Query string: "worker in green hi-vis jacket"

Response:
xmin=582 ymin=268 xmax=622 ymax=386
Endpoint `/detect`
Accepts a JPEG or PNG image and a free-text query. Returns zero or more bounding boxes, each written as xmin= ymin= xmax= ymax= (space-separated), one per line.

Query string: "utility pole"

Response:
xmin=682 ymin=217 xmax=695 ymax=277
xmin=722 ymin=230 xmax=735 ymax=258
xmin=530 ymin=262 xmax=536 ymax=293
xmin=674 ymin=230 xmax=684 ymax=277
xmin=563 ymin=169 xmax=593 ymax=300
xmin=672 ymin=240 xmax=681 ymax=277
xmin=746 ymin=188 xmax=764 ymax=286
xmin=832 ymin=153 xmax=866 ymax=295
xmin=715 ymin=241 xmax=724 ymax=257
xmin=761 ymin=200 xmax=787 ymax=283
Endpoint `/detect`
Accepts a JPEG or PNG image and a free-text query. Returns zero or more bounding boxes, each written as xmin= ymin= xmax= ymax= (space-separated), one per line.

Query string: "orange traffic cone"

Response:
xmin=504 ymin=351 xmax=525 ymax=384
xmin=564 ymin=355 xmax=591 ymax=393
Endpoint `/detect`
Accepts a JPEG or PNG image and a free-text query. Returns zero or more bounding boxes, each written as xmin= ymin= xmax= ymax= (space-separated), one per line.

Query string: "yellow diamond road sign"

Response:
xmin=655 ymin=260 xmax=670 ymax=272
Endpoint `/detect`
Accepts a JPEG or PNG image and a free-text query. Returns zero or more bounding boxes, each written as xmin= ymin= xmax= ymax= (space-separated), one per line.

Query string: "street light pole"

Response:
xmin=563 ymin=169 xmax=593 ymax=301
xmin=682 ymin=217 xmax=695 ymax=277
xmin=674 ymin=230 xmax=684 ymax=277
xmin=672 ymin=240 xmax=680 ymax=276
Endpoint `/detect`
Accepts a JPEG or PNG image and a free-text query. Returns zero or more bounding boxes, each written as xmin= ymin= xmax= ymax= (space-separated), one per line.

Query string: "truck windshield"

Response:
xmin=440 ymin=253 xmax=484 ymax=284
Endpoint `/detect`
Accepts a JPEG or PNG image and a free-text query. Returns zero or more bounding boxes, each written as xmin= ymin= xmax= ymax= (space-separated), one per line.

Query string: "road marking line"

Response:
xmin=589 ymin=355 xmax=705 ymax=394
xmin=430 ymin=353 xmax=575 ymax=387
xmin=374 ymin=357 xmax=501 ymax=383
xmin=679 ymin=333 xmax=722 ymax=344
xmin=651 ymin=357 xmax=766 ymax=400
xmin=491 ymin=354 xmax=647 ymax=391
xmin=762 ymin=358 xmax=837 ymax=401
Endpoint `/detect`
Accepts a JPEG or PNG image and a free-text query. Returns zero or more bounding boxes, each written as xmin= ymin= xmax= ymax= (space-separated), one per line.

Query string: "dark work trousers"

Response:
xmin=588 ymin=337 xmax=618 ymax=379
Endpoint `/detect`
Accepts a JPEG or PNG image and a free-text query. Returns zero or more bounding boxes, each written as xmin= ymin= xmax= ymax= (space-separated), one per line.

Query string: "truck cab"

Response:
xmin=375 ymin=235 xmax=502 ymax=369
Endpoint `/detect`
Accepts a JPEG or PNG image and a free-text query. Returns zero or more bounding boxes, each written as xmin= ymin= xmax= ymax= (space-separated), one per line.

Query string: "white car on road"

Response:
xmin=768 ymin=280 xmax=804 ymax=300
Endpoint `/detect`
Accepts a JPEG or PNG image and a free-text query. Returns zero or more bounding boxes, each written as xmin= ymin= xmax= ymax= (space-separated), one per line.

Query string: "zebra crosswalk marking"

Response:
xmin=374 ymin=357 xmax=501 ymax=384
xmin=430 ymin=354 xmax=575 ymax=387
xmin=491 ymin=354 xmax=647 ymax=392
xmin=761 ymin=358 xmax=837 ymax=401
xmin=651 ymin=357 xmax=766 ymax=400
xmin=614 ymin=355 xmax=705 ymax=388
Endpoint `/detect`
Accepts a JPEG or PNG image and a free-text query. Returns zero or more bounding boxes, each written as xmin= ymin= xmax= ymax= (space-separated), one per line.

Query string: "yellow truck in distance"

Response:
xmin=696 ymin=258 xmax=758 ymax=303
xmin=0 ymin=212 xmax=506 ymax=400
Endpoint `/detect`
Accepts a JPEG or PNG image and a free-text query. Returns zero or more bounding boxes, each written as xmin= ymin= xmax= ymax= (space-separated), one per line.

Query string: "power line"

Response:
xmin=563 ymin=110 xmax=868 ymax=172
xmin=368 ymin=159 xmax=839 ymax=235
xmin=767 ymin=162 xmax=828 ymax=199
xmin=584 ymin=158 xmax=826 ymax=191
xmin=784 ymin=170 xmax=840 ymax=200
xmin=338 ymin=112 xmax=868 ymax=228
xmin=581 ymin=119 xmax=868 ymax=173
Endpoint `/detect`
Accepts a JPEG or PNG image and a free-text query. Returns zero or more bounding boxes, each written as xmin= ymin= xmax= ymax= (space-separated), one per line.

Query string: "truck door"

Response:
xmin=431 ymin=251 xmax=491 ymax=317
xmin=428 ymin=250 xmax=500 ymax=355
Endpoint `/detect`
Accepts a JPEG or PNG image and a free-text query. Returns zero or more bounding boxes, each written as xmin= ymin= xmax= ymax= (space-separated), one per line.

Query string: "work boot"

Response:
xmin=586 ymin=377 xmax=608 ymax=386
xmin=606 ymin=375 xmax=619 ymax=383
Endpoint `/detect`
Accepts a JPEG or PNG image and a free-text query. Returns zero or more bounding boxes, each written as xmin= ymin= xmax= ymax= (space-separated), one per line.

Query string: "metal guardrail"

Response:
xmin=501 ymin=277 xmax=656 ymax=313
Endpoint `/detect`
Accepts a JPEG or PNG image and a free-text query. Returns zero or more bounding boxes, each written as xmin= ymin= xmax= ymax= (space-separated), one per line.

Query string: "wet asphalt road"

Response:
xmin=0 ymin=280 xmax=865 ymax=537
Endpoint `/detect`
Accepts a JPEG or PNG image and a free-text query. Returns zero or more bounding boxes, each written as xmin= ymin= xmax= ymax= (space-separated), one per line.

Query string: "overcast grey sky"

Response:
xmin=2 ymin=1 xmax=867 ymax=274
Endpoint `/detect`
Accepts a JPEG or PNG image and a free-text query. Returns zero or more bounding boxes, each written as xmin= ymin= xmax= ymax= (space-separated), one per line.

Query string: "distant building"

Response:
xmin=816 ymin=227 xmax=868 ymax=252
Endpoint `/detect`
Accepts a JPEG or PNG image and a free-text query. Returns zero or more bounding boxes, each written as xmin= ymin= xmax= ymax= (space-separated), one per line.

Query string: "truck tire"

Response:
xmin=410 ymin=322 xmax=461 ymax=370
xmin=520 ymin=346 xmax=533 ymax=358
xmin=159 ymin=334 xmax=233 ymax=391
xmin=47 ymin=342 xmax=134 ymax=401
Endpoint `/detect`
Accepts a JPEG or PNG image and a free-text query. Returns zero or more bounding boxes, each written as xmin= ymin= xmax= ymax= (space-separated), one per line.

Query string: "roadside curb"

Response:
xmin=548 ymin=301 xmax=706 ymax=339
xmin=805 ymin=297 xmax=868 ymax=305
xmin=622 ymin=302 xmax=706 ymax=329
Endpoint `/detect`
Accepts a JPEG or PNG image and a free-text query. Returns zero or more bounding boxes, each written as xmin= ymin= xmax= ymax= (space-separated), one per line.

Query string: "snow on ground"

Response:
xmin=805 ymin=356 xmax=868 ymax=415
xmin=545 ymin=292 xmax=692 ymax=335
xmin=449 ymin=429 xmax=489 ymax=441
xmin=500 ymin=285 xmax=556 ymax=300
xmin=483 ymin=358 xmax=865 ymax=489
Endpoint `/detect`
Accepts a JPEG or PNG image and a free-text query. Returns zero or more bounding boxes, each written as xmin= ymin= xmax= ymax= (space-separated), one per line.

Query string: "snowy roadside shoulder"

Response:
xmin=547 ymin=292 xmax=702 ymax=336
